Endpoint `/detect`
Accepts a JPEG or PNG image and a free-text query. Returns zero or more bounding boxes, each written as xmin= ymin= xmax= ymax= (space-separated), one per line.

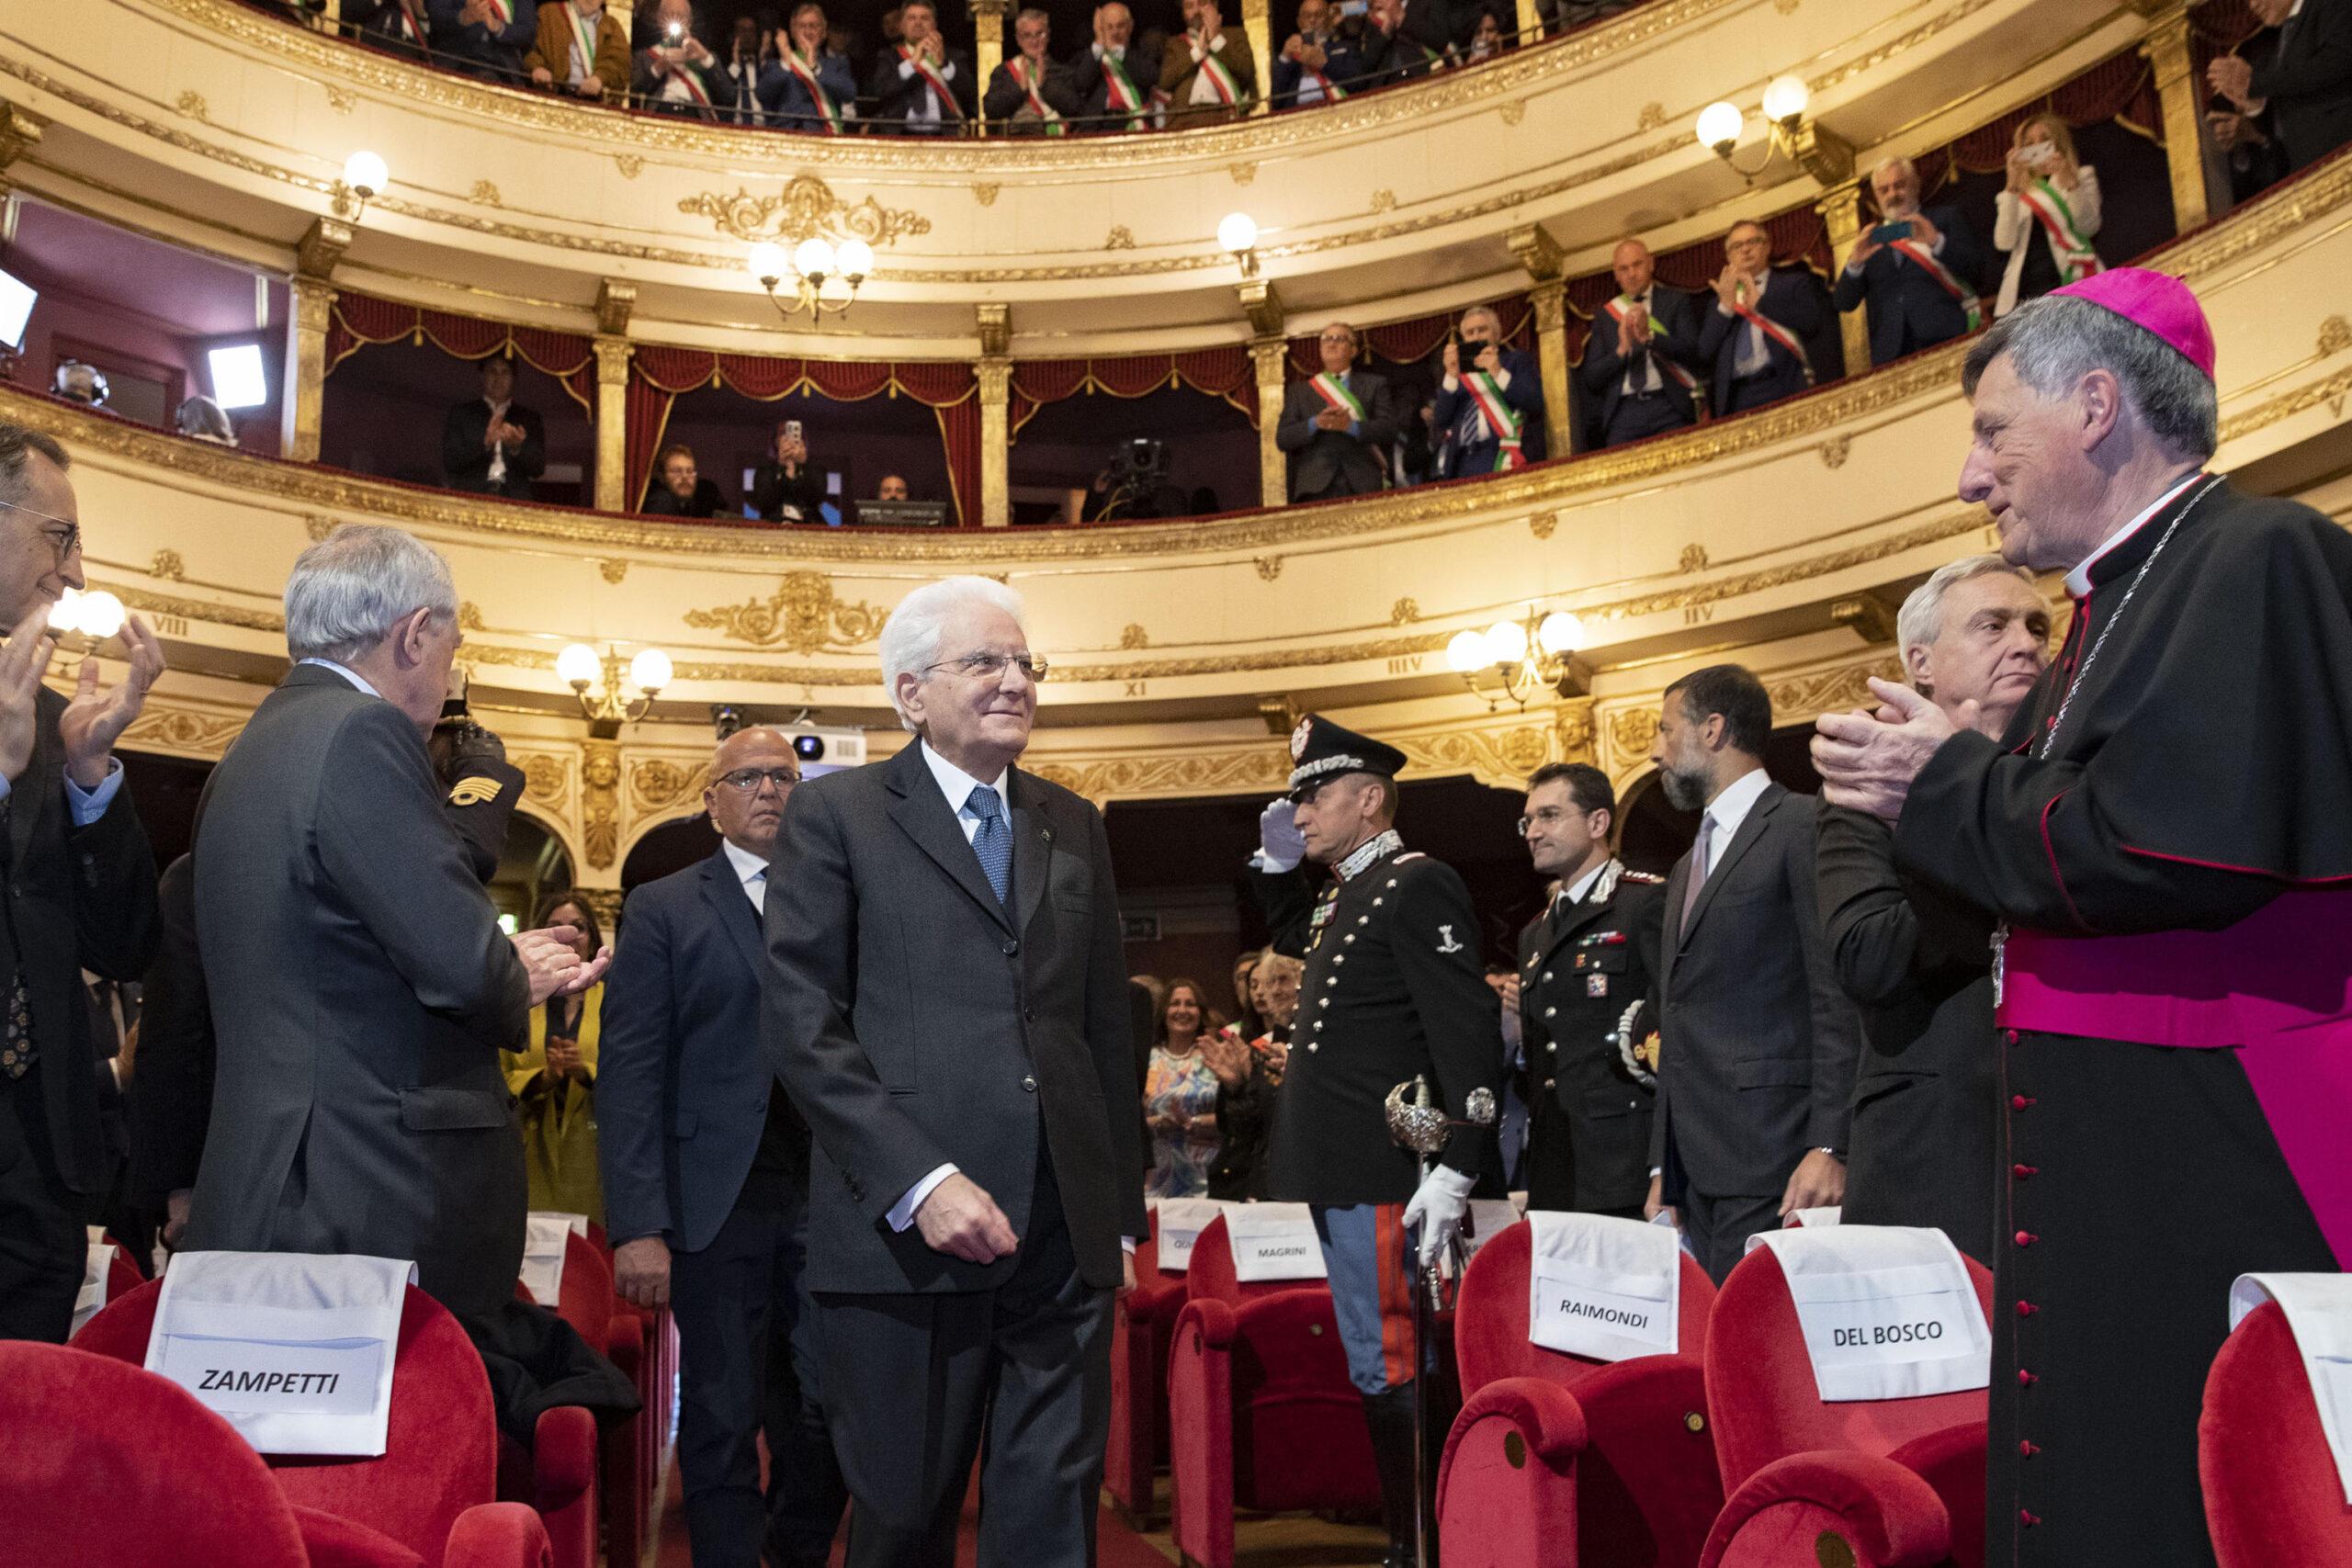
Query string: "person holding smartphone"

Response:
xmin=752 ymin=421 xmax=831 ymax=525
xmin=1833 ymin=154 xmax=1988 ymax=367
xmin=1992 ymin=114 xmax=2103 ymax=318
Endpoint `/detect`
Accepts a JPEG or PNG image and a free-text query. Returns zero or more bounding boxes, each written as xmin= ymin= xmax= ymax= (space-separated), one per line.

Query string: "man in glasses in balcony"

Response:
xmin=1272 ymin=0 xmax=1370 ymax=107
xmin=0 ymin=423 xmax=163 ymax=1342
xmin=1277 ymin=322 xmax=1402 ymax=502
xmin=600 ymin=727 xmax=848 ymax=1568
xmin=1430 ymin=305 xmax=1547 ymax=476
xmin=1698 ymin=217 xmax=1838 ymax=416
xmin=633 ymin=0 xmax=728 ymax=118
xmin=867 ymin=0 xmax=976 ymax=135
xmin=983 ymin=9 xmax=1084 ymax=135
xmin=763 ymin=576 xmax=1141 ymax=1568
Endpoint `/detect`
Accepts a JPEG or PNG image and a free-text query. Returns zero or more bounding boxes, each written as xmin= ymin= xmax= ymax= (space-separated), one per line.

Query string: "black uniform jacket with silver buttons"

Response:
xmin=1250 ymin=849 xmax=1506 ymax=1205
xmin=1517 ymin=866 xmax=1666 ymax=1213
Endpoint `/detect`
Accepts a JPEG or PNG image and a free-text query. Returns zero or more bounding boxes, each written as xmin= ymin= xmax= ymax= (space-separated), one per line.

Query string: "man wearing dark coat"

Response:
xmin=865 ymin=0 xmax=975 ymax=132
xmin=441 ymin=356 xmax=547 ymax=500
xmin=1276 ymin=323 xmax=1401 ymax=502
xmin=982 ymin=9 xmax=1085 ymax=131
xmin=1428 ymin=305 xmax=1547 ymax=476
xmin=1697 ymin=219 xmax=1840 ymax=414
xmin=1832 ymin=156 xmax=1991 ymax=367
xmin=1581 ymin=239 xmax=1706 ymax=448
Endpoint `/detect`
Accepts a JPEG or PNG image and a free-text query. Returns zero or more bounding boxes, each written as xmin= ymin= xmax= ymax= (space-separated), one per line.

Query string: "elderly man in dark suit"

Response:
xmin=1428 ymin=305 xmax=1546 ymax=476
xmin=1833 ymin=156 xmax=1990 ymax=367
xmin=1643 ymin=665 xmax=1862 ymax=1281
xmin=600 ymin=725 xmax=847 ymax=1568
xmin=441 ymin=356 xmax=547 ymax=501
xmin=185 ymin=524 xmax=607 ymax=1323
xmin=1581 ymin=238 xmax=1705 ymax=449
xmin=1074 ymin=3 xmax=1159 ymax=130
xmin=983 ymin=8 xmax=1085 ymax=132
xmin=1697 ymin=219 xmax=1839 ymax=415
xmin=867 ymin=0 xmax=976 ymax=132
xmin=764 ymin=575 xmax=1143 ymax=1568
xmin=0 ymin=423 xmax=162 ymax=1342
xmin=1276 ymin=323 xmax=1400 ymax=502
xmin=2210 ymin=0 xmax=2352 ymax=174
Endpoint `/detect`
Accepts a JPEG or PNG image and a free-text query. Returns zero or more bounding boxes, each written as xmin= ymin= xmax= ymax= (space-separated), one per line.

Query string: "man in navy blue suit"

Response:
xmin=1832 ymin=156 xmax=1989 ymax=367
xmin=1429 ymin=305 xmax=1547 ymax=476
xmin=599 ymin=726 xmax=847 ymax=1568
xmin=1697 ymin=219 xmax=1838 ymax=416
xmin=427 ymin=0 xmax=537 ymax=80
xmin=1580 ymin=238 xmax=1705 ymax=448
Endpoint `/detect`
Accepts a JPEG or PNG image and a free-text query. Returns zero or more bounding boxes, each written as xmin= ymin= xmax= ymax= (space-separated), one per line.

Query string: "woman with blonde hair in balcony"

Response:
xmin=1993 ymin=112 xmax=2103 ymax=318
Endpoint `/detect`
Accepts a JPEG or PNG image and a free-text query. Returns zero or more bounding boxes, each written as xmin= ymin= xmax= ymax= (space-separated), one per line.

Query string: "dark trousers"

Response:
xmin=1723 ymin=364 xmax=1807 ymax=414
xmin=815 ymin=1156 xmax=1113 ymax=1568
xmin=1600 ymin=389 xmax=1694 ymax=448
xmin=0 ymin=1066 xmax=85 ymax=1343
xmin=671 ymin=1195 xmax=848 ymax=1568
xmin=1677 ymin=1188 xmax=1781 ymax=1284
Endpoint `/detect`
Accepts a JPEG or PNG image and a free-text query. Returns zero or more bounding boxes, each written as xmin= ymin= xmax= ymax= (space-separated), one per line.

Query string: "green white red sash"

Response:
xmin=1099 ymin=50 xmax=1147 ymax=127
xmin=1604 ymin=296 xmax=1697 ymax=392
xmin=1460 ymin=368 xmax=1525 ymax=471
xmin=1193 ymin=41 xmax=1241 ymax=106
xmin=392 ymin=0 xmax=428 ymax=41
xmin=2017 ymin=177 xmax=2102 ymax=284
xmin=653 ymin=50 xmax=714 ymax=107
xmin=1730 ymin=279 xmax=1812 ymax=383
xmin=481 ymin=0 xmax=513 ymax=26
xmin=1303 ymin=65 xmax=1345 ymax=101
xmin=900 ymin=44 xmax=964 ymax=118
xmin=1309 ymin=372 xmax=1367 ymax=423
xmin=564 ymin=7 xmax=601 ymax=79
xmin=1888 ymin=234 xmax=1984 ymax=332
xmin=1014 ymin=57 xmax=1065 ymax=135
xmin=781 ymin=47 xmax=845 ymax=133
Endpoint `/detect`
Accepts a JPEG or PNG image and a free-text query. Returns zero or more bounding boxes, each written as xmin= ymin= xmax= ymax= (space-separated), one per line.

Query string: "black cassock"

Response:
xmin=1893 ymin=475 xmax=2352 ymax=1568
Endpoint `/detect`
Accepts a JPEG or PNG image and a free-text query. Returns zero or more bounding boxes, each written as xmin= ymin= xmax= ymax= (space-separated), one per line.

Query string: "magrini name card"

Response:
xmin=1225 ymin=1202 xmax=1329 ymax=1284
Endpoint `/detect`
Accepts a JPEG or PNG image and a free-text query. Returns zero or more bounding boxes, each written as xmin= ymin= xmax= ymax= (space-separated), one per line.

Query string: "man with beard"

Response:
xmin=1834 ymin=155 xmax=1990 ymax=367
xmin=1644 ymin=666 xmax=1860 ymax=1281
xmin=1815 ymin=556 xmax=2049 ymax=1261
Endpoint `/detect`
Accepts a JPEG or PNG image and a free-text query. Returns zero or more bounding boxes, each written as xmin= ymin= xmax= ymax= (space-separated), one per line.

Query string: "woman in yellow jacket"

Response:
xmin=503 ymin=890 xmax=606 ymax=1224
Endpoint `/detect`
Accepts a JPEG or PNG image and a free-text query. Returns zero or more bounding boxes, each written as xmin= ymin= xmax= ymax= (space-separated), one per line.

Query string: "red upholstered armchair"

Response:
xmin=1166 ymin=1213 xmax=1380 ymax=1568
xmin=1698 ymin=1247 xmax=1995 ymax=1568
xmin=1437 ymin=1222 xmax=1724 ymax=1568
xmin=533 ymin=1230 xmax=650 ymax=1568
xmin=2201 ymin=1298 xmax=2352 ymax=1566
xmin=586 ymin=1221 xmax=679 ymax=1539
xmin=1106 ymin=1212 xmax=1188 ymax=1526
xmin=65 ymin=1290 xmax=553 ymax=1567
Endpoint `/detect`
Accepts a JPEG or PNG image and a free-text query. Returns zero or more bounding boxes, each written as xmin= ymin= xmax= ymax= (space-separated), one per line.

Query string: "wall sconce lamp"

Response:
xmin=748 ymin=238 xmax=874 ymax=326
xmin=1445 ymin=606 xmax=1591 ymax=711
xmin=558 ymin=641 xmax=672 ymax=737
xmin=334 ymin=150 xmax=389 ymax=222
xmin=1218 ymin=211 xmax=1261 ymax=278
xmin=1696 ymin=76 xmax=1854 ymax=186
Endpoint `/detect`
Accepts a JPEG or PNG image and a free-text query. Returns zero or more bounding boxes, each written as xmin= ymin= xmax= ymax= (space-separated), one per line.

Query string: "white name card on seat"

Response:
xmin=2232 ymin=1273 xmax=2352 ymax=1504
xmin=1155 ymin=1198 xmax=1225 ymax=1274
xmin=1526 ymin=1211 xmax=1680 ymax=1362
xmin=1747 ymin=1225 xmax=1989 ymax=1403
xmin=146 ymin=1251 xmax=415 ymax=1457
xmin=1225 ymin=1202 xmax=1329 ymax=1283
xmin=1789 ymin=1206 xmax=1842 ymax=1228
xmin=74 ymin=1239 xmax=119 ymax=1337
xmin=520 ymin=1212 xmax=590 ymax=1307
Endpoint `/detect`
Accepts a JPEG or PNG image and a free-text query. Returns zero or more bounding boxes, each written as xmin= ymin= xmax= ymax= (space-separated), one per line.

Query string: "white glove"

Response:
xmin=1401 ymin=1163 xmax=1477 ymax=1269
xmin=1253 ymin=796 xmax=1306 ymax=873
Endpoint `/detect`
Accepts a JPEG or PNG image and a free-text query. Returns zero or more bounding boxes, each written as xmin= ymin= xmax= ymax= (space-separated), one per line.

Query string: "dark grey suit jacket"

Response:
xmin=763 ymin=740 xmax=1145 ymax=1297
xmin=187 ymin=663 xmax=531 ymax=1320
xmin=1649 ymin=780 xmax=1862 ymax=1200
xmin=1275 ymin=369 xmax=1399 ymax=501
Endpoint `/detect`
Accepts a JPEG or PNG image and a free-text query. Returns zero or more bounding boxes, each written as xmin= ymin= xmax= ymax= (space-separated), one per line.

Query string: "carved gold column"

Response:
xmin=1250 ymin=337 xmax=1289 ymax=507
xmin=1815 ymin=179 xmax=1871 ymax=382
xmin=975 ymin=304 xmax=1012 ymax=526
xmin=2128 ymin=0 xmax=2211 ymax=233
xmin=1241 ymin=0 xmax=1273 ymax=118
xmin=0 ymin=100 xmax=44 ymax=206
xmin=593 ymin=336 xmax=632 ymax=512
xmin=1512 ymin=0 xmax=1541 ymax=46
xmin=281 ymin=278 xmax=334 ymax=463
xmin=971 ymin=0 xmax=1008 ymax=135
xmin=1506 ymin=223 xmax=1576 ymax=459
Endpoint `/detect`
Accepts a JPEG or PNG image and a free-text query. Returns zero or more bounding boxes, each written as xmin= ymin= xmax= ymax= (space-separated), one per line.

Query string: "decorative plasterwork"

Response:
xmin=675 ymin=175 xmax=931 ymax=248
xmin=682 ymin=571 xmax=892 ymax=653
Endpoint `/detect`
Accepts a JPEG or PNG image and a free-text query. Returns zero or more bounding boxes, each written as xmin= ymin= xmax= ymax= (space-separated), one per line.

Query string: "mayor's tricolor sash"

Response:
xmin=1099 ymin=49 xmax=1147 ymax=127
xmin=2017 ymin=177 xmax=2102 ymax=284
xmin=1460 ymin=368 xmax=1525 ymax=471
xmin=899 ymin=43 xmax=964 ymax=118
xmin=781 ymin=47 xmax=845 ymax=132
xmin=1014 ymin=57 xmax=1066 ymax=134
xmin=1309 ymin=372 xmax=1367 ymax=423
xmin=392 ymin=0 xmax=429 ymax=41
xmin=1604 ymin=296 xmax=1697 ymax=391
xmin=1194 ymin=41 xmax=1242 ymax=106
xmin=480 ymin=0 xmax=513 ymax=25
xmin=1888 ymin=234 xmax=1984 ymax=332
xmin=1304 ymin=66 xmax=1346 ymax=101
xmin=654 ymin=49 xmax=715 ymax=107
xmin=1730 ymin=279 xmax=1813 ymax=383
xmin=565 ymin=6 xmax=603 ymax=79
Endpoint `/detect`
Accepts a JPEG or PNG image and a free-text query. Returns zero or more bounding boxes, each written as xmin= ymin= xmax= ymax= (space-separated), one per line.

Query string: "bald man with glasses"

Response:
xmin=1276 ymin=322 xmax=1402 ymax=502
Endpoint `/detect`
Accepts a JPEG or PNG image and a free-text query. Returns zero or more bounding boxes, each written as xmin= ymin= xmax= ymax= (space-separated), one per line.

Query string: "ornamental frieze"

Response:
xmin=684 ymin=571 xmax=891 ymax=654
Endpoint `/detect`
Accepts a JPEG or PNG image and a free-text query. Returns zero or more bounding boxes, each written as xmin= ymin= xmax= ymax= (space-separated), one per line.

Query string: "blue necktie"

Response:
xmin=967 ymin=784 xmax=1012 ymax=906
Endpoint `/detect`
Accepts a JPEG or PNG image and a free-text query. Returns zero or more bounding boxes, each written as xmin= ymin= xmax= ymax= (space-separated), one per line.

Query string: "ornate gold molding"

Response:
xmin=118 ymin=704 xmax=244 ymax=760
xmin=682 ymin=572 xmax=891 ymax=652
xmin=582 ymin=739 xmax=621 ymax=869
xmin=675 ymin=175 xmax=931 ymax=248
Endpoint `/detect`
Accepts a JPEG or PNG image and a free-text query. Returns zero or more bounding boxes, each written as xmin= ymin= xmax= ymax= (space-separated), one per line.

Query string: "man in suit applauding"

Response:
xmin=1277 ymin=323 xmax=1399 ymax=502
xmin=1834 ymin=156 xmax=1989 ymax=367
xmin=1077 ymin=3 xmax=1156 ymax=130
xmin=867 ymin=0 xmax=975 ymax=133
xmin=1581 ymin=238 xmax=1705 ymax=449
xmin=601 ymin=726 xmax=846 ymax=1568
xmin=982 ymin=9 xmax=1084 ymax=133
xmin=764 ymin=576 xmax=1143 ymax=1568
xmin=441 ymin=356 xmax=546 ymax=501
xmin=1643 ymin=665 xmax=1860 ymax=1280
xmin=186 ymin=525 xmax=608 ymax=1323
xmin=2209 ymin=0 xmax=2352 ymax=174
xmin=1698 ymin=219 xmax=1838 ymax=415
xmin=1429 ymin=306 xmax=1547 ymax=476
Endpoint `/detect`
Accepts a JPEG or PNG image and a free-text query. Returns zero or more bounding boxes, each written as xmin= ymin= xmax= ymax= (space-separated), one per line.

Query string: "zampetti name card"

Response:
xmin=1747 ymin=1226 xmax=1990 ymax=1403
xmin=1225 ymin=1202 xmax=1329 ymax=1283
xmin=2231 ymin=1273 xmax=2352 ymax=1503
xmin=1155 ymin=1198 xmax=1225 ymax=1274
xmin=1526 ymin=1211 xmax=1679 ymax=1362
xmin=521 ymin=1212 xmax=590 ymax=1307
xmin=146 ymin=1251 xmax=415 ymax=1456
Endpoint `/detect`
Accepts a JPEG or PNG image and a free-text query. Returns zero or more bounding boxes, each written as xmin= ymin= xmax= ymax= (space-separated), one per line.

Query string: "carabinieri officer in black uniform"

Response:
xmin=1245 ymin=715 xmax=1504 ymax=1568
xmin=1514 ymin=762 xmax=1666 ymax=1218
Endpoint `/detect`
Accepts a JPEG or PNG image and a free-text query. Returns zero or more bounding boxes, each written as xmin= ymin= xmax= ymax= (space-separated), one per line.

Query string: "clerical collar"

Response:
xmin=2064 ymin=471 xmax=2207 ymax=599
xmin=1333 ymin=829 xmax=1403 ymax=882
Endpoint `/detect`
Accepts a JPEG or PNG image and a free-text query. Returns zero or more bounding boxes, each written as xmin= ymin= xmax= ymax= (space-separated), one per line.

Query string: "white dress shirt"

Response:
xmin=2063 ymin=471 xmax=2205 ymax=599
xmin=1696 ymin=766 xmax=1772 ymax=879
xmin=1722 ymin=269 xmax=1776 ymax=379
xmin=720 ymin=836 xmax=768 ymax=912
xmin=1619 ymin=291 xmax=1664 ymax=396
xmin=297 ymin=656 xmax=382 ymax=698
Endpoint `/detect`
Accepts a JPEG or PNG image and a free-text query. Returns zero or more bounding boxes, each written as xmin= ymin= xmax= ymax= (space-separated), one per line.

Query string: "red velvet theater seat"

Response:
xmin=1106 ymin=1212 xmax=1188 ymax=1526
xmin=1698 ymin=1246 xmax=1995 ymax=1568
xmin=530 ymin=1230 xmax=649 ymax=1568
xmin=1437 ymin=1221 xmax=1724 ymax=1568
xmin=74 ymin=1279 xmax=558 ymax=1568
xmin=586 ymin=1219 xmax=678 ymax=1532
xmin=2201 ymin=1298 xmax=2352 ymax=1566
xmin=1166 ymin=1213 xmax=1379 ymax=1568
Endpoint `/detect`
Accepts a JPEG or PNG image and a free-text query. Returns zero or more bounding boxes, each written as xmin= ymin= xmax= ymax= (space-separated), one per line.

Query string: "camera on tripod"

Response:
xmin=1092 ymin=438 xmax=1186 ymax=521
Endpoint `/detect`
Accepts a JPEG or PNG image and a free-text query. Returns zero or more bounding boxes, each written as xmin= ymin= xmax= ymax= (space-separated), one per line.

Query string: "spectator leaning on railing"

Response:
xmin=984 ymin=9 xmax=1085 ymax=134
xmin=763 ymin=3 xmax=861 ymax=133
xmin=1362 ymin=0 xmax=1445 ymax=85
xmin=429 ymin=0 xmax=536 ymax=82
xmin=1160 ymin=0 xmax=1256 ymax=125
xmin=643 ymin=444 xmax=733 ymax=519
xmin=526 ymin=0 xmax=629 ymax=100
xmin=341 ymin=0 xmax=436 ymax=61
xmin=633 ymin=0 xmax=728 ymax=118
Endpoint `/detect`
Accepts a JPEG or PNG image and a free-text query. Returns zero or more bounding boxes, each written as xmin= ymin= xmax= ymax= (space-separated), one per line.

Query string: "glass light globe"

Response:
xmin=46 ymin=587 xmax=85 ymax=637
xmin=1695 ymin=101 xmax=1744 ymax=154
xmin=1216 ymin=211 xmax=1260 ymax=255
xmin=747 ymin=242 xmax=790 ymax=285
xmin=794 ymin=238 xmax=836 ymax=279
xmin=1484 ymin=618 xmax=1529 ymax=665
xmin=835 ymin=238 xmax=875 ymax=280
xmin=343 ymin=150 xmax=389 ymax=198
xmin=1762 ymin=74 xmax=1810 ymax=126
xmin=628 ymin=648 xmax=673 ymax=694
xmin=1446 ymin=630 xmax=1491 ymax=673
xmin=74 ymin=591 xmax=126 ymax=641
xmin=1536 ymin=610 xmax=1585 ymax=656
xmin=556 ymin=642 xmax=601 ymax=688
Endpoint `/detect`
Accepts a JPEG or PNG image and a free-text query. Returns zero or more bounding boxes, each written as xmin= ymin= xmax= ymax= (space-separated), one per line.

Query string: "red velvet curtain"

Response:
xmin=626 ymin=350 xmax=980 ymax=523
xmin=1006 ymin=347 xmax=1256 ymax=439
xmin=325 ymin=291 xmax=596 ymax=415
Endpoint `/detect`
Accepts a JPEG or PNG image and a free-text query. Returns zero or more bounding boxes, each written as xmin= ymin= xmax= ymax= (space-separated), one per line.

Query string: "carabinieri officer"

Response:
xmin=1246 ymin=715 xmax=1504 ymax=1568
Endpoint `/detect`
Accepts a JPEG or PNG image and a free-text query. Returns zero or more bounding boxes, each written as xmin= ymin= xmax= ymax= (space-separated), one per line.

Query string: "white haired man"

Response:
xmin=1832 ymin=154 xmax=1989 ymax=367
xmin=1428 ymin=305 xmax=1547 ymax=476
xmin=1814 ymin=268 xmax=2351 ymax=1564
xmin=1815 ymin=555 xmax=2048 ymax=1262
xmin=763 ymin=576 xmax=1142 ymax=1568
xmin=186 ymin=524 xmax=609 ymax=1324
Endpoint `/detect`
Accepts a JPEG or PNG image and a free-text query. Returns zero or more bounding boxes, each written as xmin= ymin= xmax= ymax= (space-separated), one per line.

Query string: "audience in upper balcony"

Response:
xmin=341 ymin=0 xmax=436 ymax=60
xmin=1278 ymin=322 xmax=1401 ymax=501
xmin=441 ymin=357 xmax=546 ymax=501
xmin=1080 ymin=4 xmax=1158 ymax=130
xmin=984 ymin=9 xmax=1084 ymax=133
xmin=718 ymin=12 xmax=769 ymax=121
xmin=1272 ymin=0 xmax=1372 ymax=107
xmin=1991 ymin=114 xmax=2103 ymax=319
xmin=1834 ymin=155 xmax=1988 ymax=367
xmin=1543 ymin=0 xmax=1629 ymax=32
xmin=429 ymin=0 xmax=536 ymax=82
xmin=751 ymin=423 xmax=831 ymax=525
xmin=176 ymin=396 xmax=238 ymax=447
xmin=763 ymin=3 xmax=859 ymax=130
xmin=644 ymin=443 xmax=733 ymax=518
xmin=868 ymin=0 xmax=976 ymax=133
xmin=1363 ymin=0 xmax=1446 ymax=84
xmin=633 ymin=0 xmax=727 ymax=118
xmin=2208 ymin=0 xmax=2352 ymax=175
xmin=1699 ymin=218 xmax=1835 ymax=414
xmin=526 ymin=0 xmax=629 ymax=101
xmin=1430 ymin=305 xmax=1545 ymax=477
xmin=876 ymin=474 xmax=911 ymax=501
xmin=1583 ymin=237 xmax=1704 ymax=449
xmin=1160 ymin=0 xmax=1256 ymax=124
xmin=1463 ymin=9 xmax=1507 ymax=64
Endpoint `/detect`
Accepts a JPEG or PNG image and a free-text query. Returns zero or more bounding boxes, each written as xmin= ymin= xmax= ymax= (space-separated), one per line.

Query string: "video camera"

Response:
xmin=1092 ymin=438 xmax=1187 ymax=521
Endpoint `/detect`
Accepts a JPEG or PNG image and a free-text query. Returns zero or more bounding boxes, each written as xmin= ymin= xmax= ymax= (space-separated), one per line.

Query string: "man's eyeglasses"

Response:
xmin=717 ymin=767 xmax=800 ymax=793
xmin=1517 ymin=805 xmax=1587 ymax=835
xmin=922 ymin=652 xmax=1049 ymax=682
xmin=0 ymin=499 xmax=80 ymax=561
